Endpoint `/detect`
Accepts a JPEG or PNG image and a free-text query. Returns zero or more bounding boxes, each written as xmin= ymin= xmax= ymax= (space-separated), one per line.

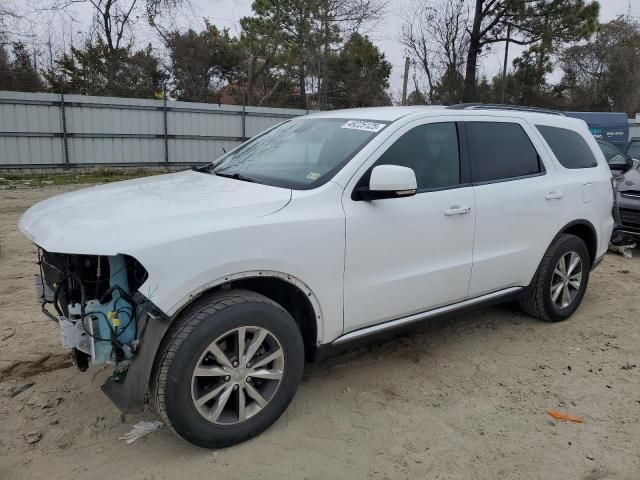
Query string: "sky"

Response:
xmin=14 ymin=0 xmax=640 ymax=95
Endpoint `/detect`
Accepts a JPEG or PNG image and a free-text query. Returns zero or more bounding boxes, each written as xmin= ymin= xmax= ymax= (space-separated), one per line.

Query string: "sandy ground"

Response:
xmin=1 ymin=185 xmax=639 ymax=480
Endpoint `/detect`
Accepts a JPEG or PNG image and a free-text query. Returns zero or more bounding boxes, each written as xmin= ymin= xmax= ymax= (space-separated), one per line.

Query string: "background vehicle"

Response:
xmin=626 ymin=137 xmax=640 ymax=162
xmin=19 ymin=106 xmax=614 ymax=448
xmin=595 ymin=140 xmax=640 ymax=242
xmin=597 ymin=139 xmax=634 ymax=172
xmin=612 ymin=160 xmax=640 ymax=242
xmin=565 ymin=111 xmax=629 ymax=149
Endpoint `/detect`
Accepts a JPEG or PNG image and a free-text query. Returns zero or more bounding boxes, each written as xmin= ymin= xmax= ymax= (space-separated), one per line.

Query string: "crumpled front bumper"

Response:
xmin=101 ymin=293 xmax=171 ymax=412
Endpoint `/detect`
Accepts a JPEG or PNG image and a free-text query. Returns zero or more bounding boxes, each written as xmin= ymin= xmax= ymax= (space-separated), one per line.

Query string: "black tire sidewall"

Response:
xmin=164 ymin=299 xmax=304 ymax=448
xmin=541 ymin=235 xmax=591 ymax=322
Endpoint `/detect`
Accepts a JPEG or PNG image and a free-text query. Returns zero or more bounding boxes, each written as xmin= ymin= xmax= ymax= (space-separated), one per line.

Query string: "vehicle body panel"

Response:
xmin=530 ymin=116 xmax=615 ymax=260
xmin=341 ymin=116 xmax=475 ymax=332
xmin=460 ymin=116 xmax=565 ymax=296
xmin=18 ymin=170 xmax=293 ymax=256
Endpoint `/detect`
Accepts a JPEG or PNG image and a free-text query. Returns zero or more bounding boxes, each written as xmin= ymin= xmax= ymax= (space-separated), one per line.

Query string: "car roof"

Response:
xmin=305 ymin=106 xmax=444 ymax=121
xmin=303 ymin=105 xmax=588 ymax=129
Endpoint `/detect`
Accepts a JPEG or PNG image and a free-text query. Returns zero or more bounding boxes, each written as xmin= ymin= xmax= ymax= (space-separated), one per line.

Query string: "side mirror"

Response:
xmin=608 ymin=154 xmax=633 ymax=172
xmin=356 ymin=164 xmax=417 ymax=201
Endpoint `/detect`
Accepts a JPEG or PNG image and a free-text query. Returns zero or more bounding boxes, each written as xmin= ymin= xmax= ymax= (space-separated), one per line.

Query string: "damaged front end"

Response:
xmin=36 ymin=249 xmax=165 ymax=389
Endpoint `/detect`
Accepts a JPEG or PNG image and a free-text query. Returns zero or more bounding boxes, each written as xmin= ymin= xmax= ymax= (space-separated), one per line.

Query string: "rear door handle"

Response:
xmin=545 ymin=191 xmax=564 ymax=200
xmin=444 ymin=206 xmax=471 ymax=216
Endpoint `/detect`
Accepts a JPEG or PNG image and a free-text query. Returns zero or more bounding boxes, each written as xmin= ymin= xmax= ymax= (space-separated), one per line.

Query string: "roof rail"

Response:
xmin=447 ymin=103 xmax=565 ymax=116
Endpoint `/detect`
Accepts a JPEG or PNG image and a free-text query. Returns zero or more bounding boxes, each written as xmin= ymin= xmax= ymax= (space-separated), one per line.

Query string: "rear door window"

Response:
xmin=536 ymin=125 xmax=598 ymax=169
xmin=466 ymin=122 xmax=542 ymax=183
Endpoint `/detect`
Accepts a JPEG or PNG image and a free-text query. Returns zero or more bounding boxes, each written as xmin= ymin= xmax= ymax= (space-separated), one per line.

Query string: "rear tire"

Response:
xmin=519 ymin=234 xmax=591 ymax=322
xmin=151 ymin=290 xmax=304 ymax=448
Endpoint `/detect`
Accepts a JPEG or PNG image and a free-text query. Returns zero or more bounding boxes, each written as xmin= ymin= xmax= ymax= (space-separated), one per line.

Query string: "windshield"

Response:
xmin=210 ymin=118 xmax=388 ymax=189
xmin=627 ymin=141 xmax=640 ymax=160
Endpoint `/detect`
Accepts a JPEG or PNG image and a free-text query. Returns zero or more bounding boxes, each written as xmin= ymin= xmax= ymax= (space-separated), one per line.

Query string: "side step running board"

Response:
xmin=332 ymin=287 xmax=523 ymax=345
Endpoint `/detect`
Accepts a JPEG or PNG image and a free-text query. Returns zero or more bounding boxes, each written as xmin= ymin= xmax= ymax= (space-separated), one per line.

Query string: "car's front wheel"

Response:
xmin=152 ymin=290 xmax=304 ymax=448
xmin=520 ymin=233 xmax=591 ymax=322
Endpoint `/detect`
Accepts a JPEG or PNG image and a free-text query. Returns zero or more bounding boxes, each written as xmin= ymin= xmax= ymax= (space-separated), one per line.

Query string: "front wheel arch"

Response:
xmin=168 ymin=272 xmax=321 ymax=360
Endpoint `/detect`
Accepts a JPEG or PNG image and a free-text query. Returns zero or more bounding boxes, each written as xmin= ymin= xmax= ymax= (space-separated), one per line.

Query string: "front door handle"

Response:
xmin=545 ymin=191 xmax=564 ymax=200
xmin=444 ymin=206 xmax=471 ymax=216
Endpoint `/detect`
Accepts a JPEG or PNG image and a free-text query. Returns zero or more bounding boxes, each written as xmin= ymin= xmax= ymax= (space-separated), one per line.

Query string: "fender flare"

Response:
xmin=169 ymin=270 xmax=323 ymax=333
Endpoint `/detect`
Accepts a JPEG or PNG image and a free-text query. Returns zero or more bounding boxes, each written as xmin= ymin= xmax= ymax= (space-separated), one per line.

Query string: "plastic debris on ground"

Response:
xmin=6 ymin=382 xmax=35 ymax=398
xmin=608 ymin=243 xmax=636 ymax=259
xmin=546 ymin=409 xmax=584 ymax=423
xmin=119 ymin=420 xmax=164 ymax=445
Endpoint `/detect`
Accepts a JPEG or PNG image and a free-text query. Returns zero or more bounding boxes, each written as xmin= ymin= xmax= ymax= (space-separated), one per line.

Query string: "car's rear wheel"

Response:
xmin=519 ymin=234 xmax=591 ymax=322
xmin=152 ymin=290 xmax=304 ymax=448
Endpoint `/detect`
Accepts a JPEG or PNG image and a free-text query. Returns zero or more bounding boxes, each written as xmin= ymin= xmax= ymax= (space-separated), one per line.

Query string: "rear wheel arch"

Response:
xmin=557 ymin=219 xmax=598 ymax=266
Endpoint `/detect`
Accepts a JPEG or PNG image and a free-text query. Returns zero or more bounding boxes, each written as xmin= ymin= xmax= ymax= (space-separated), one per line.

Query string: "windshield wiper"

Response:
xmin=214 ymin=172 xmax=256 ymax=183
xmin=193 ymin=156 xmax=224 ymax=172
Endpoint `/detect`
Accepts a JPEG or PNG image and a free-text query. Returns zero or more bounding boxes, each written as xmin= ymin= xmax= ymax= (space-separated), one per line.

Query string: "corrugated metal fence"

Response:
xmin=0 ymin=91 xmax=307 ymax=168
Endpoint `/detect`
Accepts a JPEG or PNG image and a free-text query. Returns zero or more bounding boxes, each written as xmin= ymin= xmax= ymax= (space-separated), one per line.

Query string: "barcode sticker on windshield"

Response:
xmin=341 ymin=120 xmax=385 ymax=132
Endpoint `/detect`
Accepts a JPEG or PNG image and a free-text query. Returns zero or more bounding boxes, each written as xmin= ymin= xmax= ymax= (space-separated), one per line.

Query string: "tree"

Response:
xmin=0 ymin=1 xmax=20 ymax=39
xmin=462 ymin=0 xmax=599 ymax=102
xmin=406 ymin=88 xmax=427 ymax=105
xmin=244 ymin=0 xmax=321 ymax=109
xmin=400 ymin=0 xmax=468 ymax=104
xmin=242 ymin=0 xmax=386 ymax=109
xmin=38 ymin=0 xmax=185 ymax=96
xmin=559 ymin=17 xmax=640 ymax=115
xmin=324 ymin=32 xmax=391 ymax=108
xmin=164 ymin=23 xmax=240 ymax=102
xmin=43 ymin=0 xmax=185 ymax=50
xmin=313 ymin=0 xmax=386 ymax=107
xmin=0 ymin=42 xmax=13 ymax=89
xmin=10 ymin=41 xmax=43 ymax=91
xmin=44 ymin=40 xmax=165 ymax=97
xmin=0 ymin=41 xmax=44 ymax=91
xmin=237 ymin=14 xmax=284 ymax=106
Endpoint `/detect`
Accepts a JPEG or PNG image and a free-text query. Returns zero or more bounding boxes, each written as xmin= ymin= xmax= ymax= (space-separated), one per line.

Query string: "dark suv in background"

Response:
xmin=597 ymin=140 xmax=640 ymax=242
xmin=626 ymin=137 xmax=640 ymax=161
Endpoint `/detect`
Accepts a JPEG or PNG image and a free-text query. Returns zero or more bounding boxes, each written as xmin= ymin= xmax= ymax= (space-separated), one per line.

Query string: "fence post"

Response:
xmin=60 ymin=93 xmax=70 ymax=169
xmin=241 ymin=92 xmax=246 ymax=142
xmin=163 ymin=90 xmax=169 ymax=169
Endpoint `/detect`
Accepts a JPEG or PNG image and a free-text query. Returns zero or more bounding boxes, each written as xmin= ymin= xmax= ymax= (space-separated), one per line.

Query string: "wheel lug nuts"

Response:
xmin=233 ymin=384 xmax=239 ymax=391
xmin=246 ymin=363 xmax=251 ymax=368
xmin=224 ymin=375 xmax=230 ymax=381
xmin=247 ymin=377 xmax=252 ymax=382
xmin=232 ymin=361 xmax=239 ymax=367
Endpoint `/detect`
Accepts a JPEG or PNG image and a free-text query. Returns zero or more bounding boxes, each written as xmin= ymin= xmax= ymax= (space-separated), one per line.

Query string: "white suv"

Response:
xmin=19 ymin=105 xmax=614 ymax=448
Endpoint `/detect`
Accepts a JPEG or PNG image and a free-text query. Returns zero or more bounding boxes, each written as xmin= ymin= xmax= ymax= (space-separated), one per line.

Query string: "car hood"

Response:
xmin=616 ymin=162 xmax=640 ymax=192
xmin=18 ymin=170 xmax=292 ymax=255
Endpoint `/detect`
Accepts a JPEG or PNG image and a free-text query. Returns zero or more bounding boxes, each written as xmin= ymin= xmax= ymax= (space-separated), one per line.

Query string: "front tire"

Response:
xmin=519 ymin=234 xmax=591 ymax=322
xmin=152 ymin=290 xmax=304 ymax=448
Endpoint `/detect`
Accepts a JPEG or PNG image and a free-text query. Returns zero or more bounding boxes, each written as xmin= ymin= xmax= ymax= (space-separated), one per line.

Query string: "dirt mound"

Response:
xmin=0 ymin=353 xmax=72 ymax=383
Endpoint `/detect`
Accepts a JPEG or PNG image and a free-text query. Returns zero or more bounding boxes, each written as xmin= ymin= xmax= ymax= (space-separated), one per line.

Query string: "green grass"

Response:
xmin=0 ymin=167 xmax=166 ymax=188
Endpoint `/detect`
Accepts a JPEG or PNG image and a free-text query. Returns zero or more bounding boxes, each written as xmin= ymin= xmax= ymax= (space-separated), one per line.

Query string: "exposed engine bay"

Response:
xmin=36 ymin=249 xmax=149 ymax=378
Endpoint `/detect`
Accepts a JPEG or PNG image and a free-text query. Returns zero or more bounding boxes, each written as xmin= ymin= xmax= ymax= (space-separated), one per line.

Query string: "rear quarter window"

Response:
xmin=466 ymin=122 xmax=542 ymax=183
xmin=536 ymin=125 xmax=598 ymax=169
